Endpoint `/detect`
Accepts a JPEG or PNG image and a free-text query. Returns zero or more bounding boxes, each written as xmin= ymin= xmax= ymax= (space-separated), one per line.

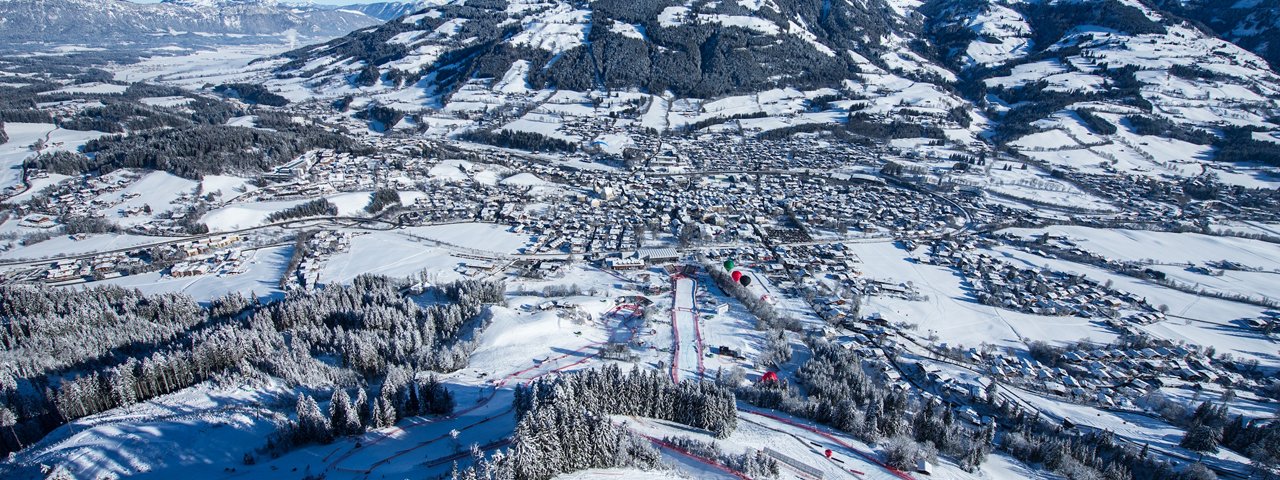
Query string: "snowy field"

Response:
xmin=200 ymin=199 xmax=309 ymax=232
xmin=96 ymin=171 xmax=200 ymax=228
xmin=7 ymin=382 xmax=295 ymax=480
xmin=0 ymin=233 xmax=179 ymax=260
xmin=849 ymin=241 xmax=1119 ymax=349
xmin=987 ymin=245 xmax=1276 ymax=364
xmin=1003 ymin=225 xmax=1280 ymax=270
xmin=0 ymin=123 xmax=108 ymax=191
xmin=111 ymin=45 xmax=289 ymax=87
xmin=320 ymin=224 xmax=531 ymax=286
xmin=87 ymin=245 xmax=291 ymax=303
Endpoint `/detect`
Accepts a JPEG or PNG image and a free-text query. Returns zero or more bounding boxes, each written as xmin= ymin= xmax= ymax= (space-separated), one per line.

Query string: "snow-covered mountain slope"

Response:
xmin=0 ymin=0 xmax=383 ymax=47
xmin=255 ymin=0 xmax=1280 ymax=186
xmin=275 ymin=0 xmax=928 ymax=100
xmin=335 ymin=1 xmax=444 ymax=21
xmin=1148 ymin=0 xmax=1280 ymax=69
xmin=919 ymin=0 xmax=1280 ymax=184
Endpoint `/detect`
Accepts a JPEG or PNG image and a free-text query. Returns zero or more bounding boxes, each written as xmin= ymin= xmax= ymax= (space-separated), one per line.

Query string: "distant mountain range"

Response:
xmin=0 ymin=0 xmax=389 ymax=48
xmin=336 ymin=1 xmax=439 ymax=21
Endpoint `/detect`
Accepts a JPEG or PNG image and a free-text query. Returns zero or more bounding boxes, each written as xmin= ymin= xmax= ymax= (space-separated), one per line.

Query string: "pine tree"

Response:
xmin=295 ymin=393 xmax=332 ymax=444
xmin=0 ymin=406 xmax=20 ymax=450
xmin=330 ymin=389 xmax=359 ymax=436
xmin=377 ymin=396 xmax=397 ymax=428
xmin=354 ymin=388 xmax=370 ymax=430
xmin=1181 ymin=423 xmax=1222 ymax=454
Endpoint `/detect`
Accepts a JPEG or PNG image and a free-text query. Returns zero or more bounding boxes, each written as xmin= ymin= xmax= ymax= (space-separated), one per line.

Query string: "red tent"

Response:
xmin=761 ymin=371 xmax=779 ymax=383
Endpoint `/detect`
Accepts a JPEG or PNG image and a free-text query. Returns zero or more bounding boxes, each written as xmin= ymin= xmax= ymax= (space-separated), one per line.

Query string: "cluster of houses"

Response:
xmin=43 ymin=253 xmax=141 ymax=284
xmin=169 ymin=248 xmax=247 ymax=278
xmin=11 ymin=172 xmax=140 ymax=221
xmin=34 ymin=234 xmax=243 ymax=284
xmin=974 ymin=342 xmax=1256 ymax=409
xmin=290 ymin=230 xmax=355 ymax=290
xmin=402 ymin=183 xmax=529 ymax=225
xmin=918 ymin=237 xmax=1152 ymax=318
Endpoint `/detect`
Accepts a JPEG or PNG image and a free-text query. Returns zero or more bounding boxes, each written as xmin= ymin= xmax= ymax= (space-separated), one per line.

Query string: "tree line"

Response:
xmin=0 ymin=276 xmax=505 ymax=456
xmin=266 ymin=198 xmax=338 ymax=223
xmin=31 ymin=124 xmax=362 ymax=180
xmin=213 ymin=83 xmax=290 ymax=107
xmin=515 ymin=364 xmax=739 ymax=438
xmin=731 ymin=336 xmax=994 ymax=471
xmin=455 ymin=364 xmax=736 ymax=480
xmin=284 ymin=370 xmax=454 ymax=450
xmin=458 ymin=129 xmax=577 ymax=153
xmin=365 ymin=187 xmax=402 ymax=214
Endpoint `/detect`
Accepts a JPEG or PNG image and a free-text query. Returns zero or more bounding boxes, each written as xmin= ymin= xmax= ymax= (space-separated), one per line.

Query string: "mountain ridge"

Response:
xmin=0 ymin=0 xmax=384 ymax=47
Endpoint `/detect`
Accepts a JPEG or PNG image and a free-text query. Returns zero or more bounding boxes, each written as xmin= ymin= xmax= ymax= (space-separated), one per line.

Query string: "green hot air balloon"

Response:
xmin=723 ymin=259 xmax=735 ymax=271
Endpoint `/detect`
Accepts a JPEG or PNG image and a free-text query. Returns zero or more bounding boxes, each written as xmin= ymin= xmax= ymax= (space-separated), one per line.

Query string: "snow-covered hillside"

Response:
xmin=227 ymin=0 xmax=1280 ymax=191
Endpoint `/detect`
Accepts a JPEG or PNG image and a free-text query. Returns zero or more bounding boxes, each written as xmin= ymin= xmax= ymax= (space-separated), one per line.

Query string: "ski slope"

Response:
xmin=671 ymin=276 xmax=704 ymax=383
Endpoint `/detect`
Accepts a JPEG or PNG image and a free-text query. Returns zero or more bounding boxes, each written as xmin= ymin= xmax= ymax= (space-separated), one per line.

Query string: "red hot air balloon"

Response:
xmin=731 ymin=271 xmax=743 ymax=282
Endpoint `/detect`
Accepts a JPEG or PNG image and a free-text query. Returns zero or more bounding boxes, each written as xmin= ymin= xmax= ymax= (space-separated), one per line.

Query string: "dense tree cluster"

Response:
xmin=455 ymin=384 xmax=663 ymax=480
xmin=1124 ymin=115 xmax=1216 ymax=145
xmin=0 ymin=109 xmax=52 ymax=123
xmin=1214 ymin=127 xmax=1280 ymax=167
xmin=1018 ymin=0 xmax=1165 ymax=54
xmin=266 ymin=198 xmax=338 ymax=223
xmin=1002 ymin=429 xmax=1140 ymax=480
xmin=60 ymin=215 xmax=120 ymax=235
xmin=354 ymin=104 xmax=406 ymax=131
xmin=213 ymin=83 xmax=290 ymax=107
xmin=57 ymin=102 xmax=190 ymax=133
xmin=683 ymin=112 xmax=769 ymax=132
xmin=0 ymin=285 xmax=208 ymax=377
xmin=365 ymin=187 xmax=402 ymax=214
xmin=56 ymin=125 xmax=360 ymax=179
xmin=661 ymin=435 xmax=780 ymax=478
xmin=1221 ymin=410 xmax=1280 ymax=473
xmin=286 ymin=372 xmax=454 ymax=447
xmin=1168 ymin=64 xmax=1222 ymax=81
xmin=847 ymin=114 xmax=946 ymax=140
xmin=0 ymin=276 xmax=504 ymax=456
xmin=732 ymin=336 xmax=993 ymax=470
xmin=1075 ymin=109 xmax=1117 ymax=135
xmin=458 ymin=129 xmax=577 ymax=153
xmin=0 ymin=121 xmax=7 ymax=144
xmin=515 ymin=364 xmax=739 ymax=438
